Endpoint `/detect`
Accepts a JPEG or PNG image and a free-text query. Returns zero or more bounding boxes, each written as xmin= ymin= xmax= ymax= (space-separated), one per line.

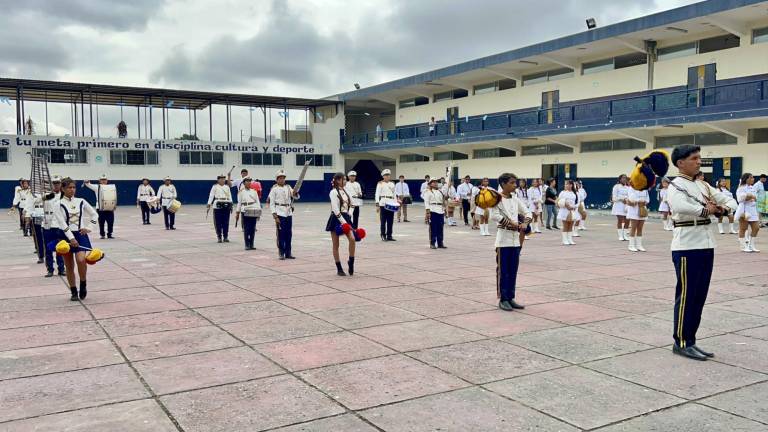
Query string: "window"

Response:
xmin=754 ymin=26 xmax=768 ymax=44
xmin=658 ymin=42 xmax=697 ymax=60
xmin=498 ymin=79 xmax=516 ymax=91
xmin=241 ymin=152 xmax=282 ymax=166
xmin=522 ymin=72 xmax=547 ymax=86
xmin=398 ymin=97 xmax=429 ymax=109
xmin=433 ymin=151 xmax=468 ymax=161
xmin=400 ymin=154 xmax=429 ymax=163
xmin=698 ymin=34 xmax=739 ymax=54
xmin=614 ymin=52 xmax=647 ymax=69
xmin=110 ymin=150 xmax=158 ymax=165
xmin=473 ymin=82 xmax=496 ymax=95
xmin=654 ymin=132 xmax=737 ymax=148
xmin=522 ymin=68 xmax=574 ymax=86
xmin=748 ymin=128 xmax=768 ymax=143
xmin=581 ymin=138 xmax=645 ymax=153
xmin=433 ymin=89 xmax=468 ymax=103
xmin=179 ymin=151 xmax=224 ymax=165
xmin=582 ymin=58 xmax=613 ymax=75
xmin=473 ymin=148 xmax=516 ymax=159
xmin=296 ymin=154 xmax=333 ymax=166
xmin=32 ymin=148 xmax=88 ymax=164
xmin=520 ymin=144 xmax=573 ymax=156
xmin=0 ymin=148 xmax=7 ymax=163
xmin=547 ymin=68 xmax=574 ymax=82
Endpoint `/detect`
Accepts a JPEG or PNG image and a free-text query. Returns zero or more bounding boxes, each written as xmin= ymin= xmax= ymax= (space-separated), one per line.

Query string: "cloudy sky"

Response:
xmin=0 ymin=0 xmax=695 ymax=137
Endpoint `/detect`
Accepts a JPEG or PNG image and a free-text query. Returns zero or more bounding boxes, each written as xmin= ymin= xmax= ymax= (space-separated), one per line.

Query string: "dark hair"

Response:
xmin=617 ymin=174 xmax=626 ymax=183
xmin=424 ymin=175 xmax=430 ymax=179
xmin=671 ymin=144 xmax=700 ymax=167
xmin=498 ymin=172 xmax=518 ymax=186
xmin=399 ymin=175 xmax=404 ymax=179
xmin=740 ymin=172 xmax=752 ymax=186
xmin=761 ymin=174 xmax=767 ymax=179
xmin=60 ymin=177 xmax=76 ymax=189
xmin=241 ymin=169 xmax=248 ymax=174
xmin=332 ymin=172 xmax=345 ymax=187
xmin=548 ymin=178 xmax=556 ymax=186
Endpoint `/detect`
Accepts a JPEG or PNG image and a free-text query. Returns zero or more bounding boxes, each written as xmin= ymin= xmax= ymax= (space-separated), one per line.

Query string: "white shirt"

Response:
xmin=424 ymin=189 xmax=445 ymax=214
xmin=516 ymin=188 xmax=529 ymax=203
xmin=557 ymin=191 xmax=577 ymax=209
xmin=42 ymin=191 xmax=63 ymax=229
xmin=395 ymin=182 xmax=410 ymax=197
xmin=56 ymin=196 xmax=98 ymax=240
xmin=269 ymin=184 xmax=296 ymax=217
xmin=330 ymin=188 xmax=351 ymax=223
xmin=612 ymin=184 xmax=629 ymax=203
xmin=23 ymin=192 xmax=44 ymax=222
xmin=207 ymin=184 xmax=233 ymax=205
xmin=236 ymin=188 xmax=261 ymax=214
xmin=157 ymin=184 xmax=178 ymax=207
xmin=457 ymin=182 xmax=473 ymax=200
xmin=441 ymin=184 xmax=456 ymax=200
xmin=736 ymin=185 xmax=758 ymax=213
xmin=13 ymin=187 xmax=30 ymax=207
xmin=667 ymin=175 xmax=738 ymax=251
xmin=136 ymin=184 xmax=155 ymax=202
xmin=375 ymin=181 xmax=396 ymax=206
xmin=528 ymin=187 xmax=542 ymax=209
xmin=84 ymin=183 xmax=115 ymax=211
xmin=420 ymin=181 xmax=430 ymax=199
xmin=344 ymin=181 xmax=363 ymax=207
xmin=577 ymin=188 xmax=587 ymax=204
xmin=492 ymin=194 xmax=532 ymax=248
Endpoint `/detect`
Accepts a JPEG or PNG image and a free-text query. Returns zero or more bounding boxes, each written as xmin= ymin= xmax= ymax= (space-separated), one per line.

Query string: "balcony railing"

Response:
xmin=341 ymin=78 xmax=767 ymax=151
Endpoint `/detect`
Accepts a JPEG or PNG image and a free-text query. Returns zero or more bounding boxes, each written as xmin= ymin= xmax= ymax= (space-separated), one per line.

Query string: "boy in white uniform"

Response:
xmin=157 ymin=176 xmax=178 ymax=230
xmin=344 ymin=171 xmax=363 ymax=228
xmin=84 ymin=174 xmax=116 ymax=239
xmin=492 ymin=173 xmax=531 ymax=311
xmin=269 ymin=170 xmax=299 ymax=259
xmin=375 ymin=169 xmax=397 ymax=241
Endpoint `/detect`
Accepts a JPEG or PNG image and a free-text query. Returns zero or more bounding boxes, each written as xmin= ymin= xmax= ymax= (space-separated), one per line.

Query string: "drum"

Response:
xmin=447 ymin=198 xmax=461 ymax=208
xmin=383 ymin=199 xmax=400 ymax=212
xmin=99 ymin=184 xmax=117 ymax=211
xmin=401 ymin=195 xmax=413 ymax=205
xmin=168 ymin=200 xmax=181 ymax=214
xmin=216 ymin=201 xmax=233 ymax=211
xmin=243 ymin=207 xmax=262 ymax=218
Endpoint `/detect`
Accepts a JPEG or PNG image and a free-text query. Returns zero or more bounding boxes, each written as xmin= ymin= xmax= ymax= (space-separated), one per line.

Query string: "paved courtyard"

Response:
xmin=1 ymin=203 xmax=767 ymax=431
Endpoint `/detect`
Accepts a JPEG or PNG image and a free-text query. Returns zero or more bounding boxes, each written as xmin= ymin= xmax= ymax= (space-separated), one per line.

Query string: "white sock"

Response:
xmin=617 ymin=229 xmax=624 ymax=240
xmin=568 ymin=232 xmax=576 ymax=244
xmin=562 ymin=232 xmax=569 ymax=245
xmin=751 ymin=237 xmax=760 ymax=252
xmin=636 ymin=237 xmax=646 ymax=251
xmin=628 ymin=237 xmax=637 ymax=251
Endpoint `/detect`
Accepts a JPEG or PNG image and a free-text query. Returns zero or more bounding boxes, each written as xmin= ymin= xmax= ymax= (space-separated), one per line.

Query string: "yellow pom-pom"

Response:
xmin=85 ymin=248 xmax=104 ymax=265
xmin=55 ymin=240 xmax=71 ymax=255
xmin=475 ymin=189 xmax=500 ymax=209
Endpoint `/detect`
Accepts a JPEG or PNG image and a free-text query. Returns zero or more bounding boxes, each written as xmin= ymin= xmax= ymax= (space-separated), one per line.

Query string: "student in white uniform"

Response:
xmin=12 ymin=179 xmax=32 ymax=236
xmin=424 ymin=178 xmax=447 ymax=249
xmin=658 ymin=178 xmax=673 ymax=231
xmin=344 ymin=171 xmax=363 ymax=228
xmin=326 ymin=172 xmax=356 ymax=275
xmin=575 ymin=180 xmax=588 ymax=231
xmin=442 ymin=178 xmax=458 ymax=226
xmin=626 ymin=185 xmax=650 ymax=252
xmin=375 ymin=169 xmax=397 ymax=241
xmin=84 ymin=174 xmax=116 ymax=239
xmin=395 ymin=175 xmax=411 ymax=223
xmin=557 ymin=180 xmax=578 ymax=245
xmin=475 ymin=177 xmax=492 ymax=236
xmin=493 ymin=173 xmax=532 ymax=311
xmin=136 ymin=178 xmax=155 ymax=225
xmin=235 ymin=176 xmax=261 ymax=250
xmin=571 ymin=181 xmax=583 ymax=237
xmin=611 ymin=175 xmax=631 ymax=241
xmin=23 ymin=190 xmax=45 ymax=264
xmin=269 ymin=170 xmax=299 ymax=259
xmin=527 ymin=178 xmax=543 ymax=233
xmin=457 ymin=176 xmax=473 ymax=226
xmin=515 ymin=179 xmax=531 ymax=238
xmin=207 ymin=175 xmax=233 ymax=243
xmin=735 ymin=173 xmax=761 ymax=252
xmin=715 ymin=178 xmax=737 ymax=235
xmin=420 ymin=175 xmax=430 ymax=207
xmin=55 ymin=177 xmax=99 ymax=301
xmin=41 ymin=176 xmax=66 ymax=277
xmin=157 ymin=177 xmax=178 ymax=230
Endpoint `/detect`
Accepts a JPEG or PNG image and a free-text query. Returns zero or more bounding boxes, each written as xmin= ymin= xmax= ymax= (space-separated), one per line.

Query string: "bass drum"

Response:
xmin=99 ymin=184 xmax=117 ymax=211
xmin=168 ymin=200 xmax=182 ymax=214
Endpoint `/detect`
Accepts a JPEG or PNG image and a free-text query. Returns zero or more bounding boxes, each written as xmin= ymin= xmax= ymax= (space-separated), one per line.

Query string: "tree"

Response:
xmin=176 ymin=134 xmax=199 ymax=140
xmin=117 ymin=121 xmax=127 ymax=138
xmin=24 ymin=116 xmax=35 ymax=135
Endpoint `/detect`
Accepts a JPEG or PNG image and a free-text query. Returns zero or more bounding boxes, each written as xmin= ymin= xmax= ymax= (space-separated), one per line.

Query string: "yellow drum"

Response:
xmin=168 ymin=200 xmax=181 ymax=213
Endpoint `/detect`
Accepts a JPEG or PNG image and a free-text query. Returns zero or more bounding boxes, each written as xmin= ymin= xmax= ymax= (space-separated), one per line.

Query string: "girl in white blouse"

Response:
xmin=658 ymin=178 xmax=672 ymax=231
xmin=556 ymin=180 xmax=578 ymax=245
xmin=575 ymin=181 xmax=588 ymax=231
xmin=626 ymin=185 xmax=650 ymax=252
xmin=527 ymin=178 xmax=543 ymax=233
xmin=611 ymin=175 xmax=631 ymax=241
xmin=715 ymin=178 xmax=737 ymax=235
xmin=326 ymin=173 xmax=356 ymax=275
xmin=735 ymin=173 xmax=761 ymax=252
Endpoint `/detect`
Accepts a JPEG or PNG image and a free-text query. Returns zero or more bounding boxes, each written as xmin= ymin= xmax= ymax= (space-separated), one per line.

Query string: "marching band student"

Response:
xmin=11 ymin=178 xmax=23 ymax=231
xmin=235 ymin=176 xmax=260 ymax=250
xmin=42 ymin=176 xmax=65 ymax=277
xmin=516 ymin=179 xmax=530 ymax=239
xmin=527 ymin=178 xmax=543 ymax=233
xmin=571 ymin=181 xmax=582 ymax=237
xmin=269 ymin=170 xmax=299 ymax=259
xmin=420 ymin=175 xmax=430 ymax=207
xmin=476 ymin=177 xmax=492 ymax=236
xmin=659 ymin=178 xmax=673 ymax=231
xmin=207 ymin=175 xmax=233 ymax=243
xmin=55 ymin=177 xmax=99 ymax=301
xmin=23 ymin=189 xmax=45 ymax=264
xmin=136 ymin=178 xmax=155 ymax=225
xmin=157 ymin=176 xmax=178 ymax=230
xmin=84 ymin=174 xmax=116 ymax=239
xmin=231 ymin=169 xmax=250 ymax=191
xmin=557 ymin=180 xmax=578 ymax=245
xmin=626 ymin=183 xmax=650 ymax=252
xmin=12 ymin=179 xmax=32 ymax=236
xmin=345 ymin=171 xmax=363 ymax=228
xmin=424 ymin=178 xmax=447 ymax=249
xmin=327 ymin=173 xmax=356 ymax=275
xmin=395 ymin=174 xmax=411 ymax=223
xmin=611 ymin=175 xmax=631 ymax=241
xmin=375 ymin=169 xmax=397 ymax=241
xmin=715 ymin=178 xmax=737 ymax=235
xmin=442 ymin=177 xmax=458 ymax=226
xmin=492 ymin=172 xmax=531 ymax=311
xmin=576 ymin=180 xmax=588 ymax=231
xmin=735 ymin=173 xmax=761 ymax=252
xmin=457 ymin=175 xmax=473 ymax=226
xmin=667 ymin=145 xmax=737 ymax=360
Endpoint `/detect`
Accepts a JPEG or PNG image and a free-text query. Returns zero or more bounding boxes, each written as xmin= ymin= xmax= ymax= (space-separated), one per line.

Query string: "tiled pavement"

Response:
xmin=1 ymin=204 xmax=767 ymax=431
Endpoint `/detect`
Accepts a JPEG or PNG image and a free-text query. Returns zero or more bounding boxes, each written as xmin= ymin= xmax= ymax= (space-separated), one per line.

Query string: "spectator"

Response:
xmin=756 ymin=174 xmax=767 ymax=227
xmin=429 ymin=117 xmax=436 ymax=136
xmin=545 ymin=178 xmax=559 ymax=230
xmin=376 ymin=123 xmax=383 ymax=142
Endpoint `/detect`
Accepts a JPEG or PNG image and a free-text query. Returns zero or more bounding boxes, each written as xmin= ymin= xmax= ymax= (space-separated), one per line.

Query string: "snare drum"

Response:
xmin=401 ymin=195 xmax=413 ymax=205
xmin=99 ymin=184 xmax=117 ymax=211
xmin=168 ymin=200 xmax=181 ymax=213
xmin=383 ymin=199 xmax=400 ymax=212
xmin=216 ymin=201 xmax=233 ymax=211
xmin=243 ymin=207 xmax=262 ymax=218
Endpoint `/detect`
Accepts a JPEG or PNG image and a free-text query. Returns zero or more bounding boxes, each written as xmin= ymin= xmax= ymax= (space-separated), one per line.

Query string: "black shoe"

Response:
xmin=404 ymin=219 xmax=410 ymax=222
xmin=58 ymin=269 xmax=66 ymax=276
xmin=70 ymin=287 xmax=78 ymax=301
xmin=691 ymin=345 xmax=714 ymax=358
xmin=37 ymin=258 xmax=44 ymax=264
xmin=553 ymin=226 xmax=560 ymax=230
xmin=217 ymin=238 xmax=223 ymax=243
xmin=107 ymin=234 xmax=114 ymax=239
xmin=438 ymin=244 xmax=447 ymax=249
xmin=279 ymin=256 xmax=286 ymax=260
xmin=165 ymin=227 xmax=170 ymax=230
xmin=170 ymin=227 xmax=176 ymax=230
xmin=147 ymin=222 xmax=151 ymax=225
xmin=45 ymin=271 xmax=53 ymax=278
xmin=286 ymin=255 xmax=296 ymax=259
xmin=348 ymin=257 xmax=355 ymax=276
xmin=546 ymin=226 xmax=552 ymax=230
xmin=430 ymin=245 xmax=437 ymax=249
xmin=223 ymin=238 xmax=230 ymax=243
xmin=79 ymin=282 xmax=87 ymax=300
xmin=381 ymin=235 xmax=386 ymax=241
xmin=100 ymin=235 xmax=105 ymax=239
xmin=672 ymin=344 xmax=707 ymax=361
xmin=498 ymin=300 xmax=514 ymax=311
xmin=387 ymin=237 xmax=396 ymax=241
xmin=509 ymin=299 xmax=525 ymax=309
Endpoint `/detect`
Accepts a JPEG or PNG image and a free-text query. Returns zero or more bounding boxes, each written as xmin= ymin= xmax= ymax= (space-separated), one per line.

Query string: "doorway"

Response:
xmin=542 ymin=163 xmax=578 ymax=190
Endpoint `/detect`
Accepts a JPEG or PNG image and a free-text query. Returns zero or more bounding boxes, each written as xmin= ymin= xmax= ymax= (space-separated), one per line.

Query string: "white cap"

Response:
xmin=243 ymin=176 xmax=253 ymax=181
xmin=164 ymin=176 xmax=171 ymax=181
xmin=275 ymin=169 xmax=286 ymax=179
xmin=381 ymin=169 xmax=391 ymax=176
xmin=99 ymin=174 xmax=108 ymax=180
xmin=51 ymin=175 xmax=62 ymax=183
xmin=347 ymin=170 xmax=357 ymax=177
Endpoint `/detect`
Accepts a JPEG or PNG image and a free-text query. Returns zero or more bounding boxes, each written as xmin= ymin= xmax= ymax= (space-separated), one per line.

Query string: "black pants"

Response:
xmin=462 ymin=199 xmax=471 ymax=224
xmin=98 ymin=210 xmax=114 ymax=237
xmin=32 ymin=223 xmax=44 ymax=260
xmin=429 ymin=212 xmax=444 ymax=247
xmin=277 ymin=215 xmax=293 ymax=257
xmin=380 ymin=208 xmax=394 ymax=239
xmin=140 ymin=201 xmax=151 ymax=224
xmin=351 ymin=206 xmax=360 ymax=229
xmin=242 ymin=216 xmax=257 ymax=248
xmin=43 ymin=228 xmax=64 ymax=273
xmin=672 ymin=248 xmax=714 ymax=348
xmin=497 ymin=247 xmax=521 ymax=301
xmin=213 ymin=208 xmax=230 ymax=239
xmin=163 ymin=207 xmax=176 ymax=229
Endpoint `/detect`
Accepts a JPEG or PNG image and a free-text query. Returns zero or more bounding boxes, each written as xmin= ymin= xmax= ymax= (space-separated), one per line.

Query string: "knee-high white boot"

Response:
xmin=729 ymin=223 xmax=738 ymax=234
xmin=617 ymin=229 xmax=624 ymax=241
xmin=636 ymin=237 xmax=646 ymax=252
xmin=751 ymin=236 xmax=761 ymax=252
xmin=718 ymin=223 xmax=724 ymax=234
xmin=568 ymin=231 xmax=576 ymax=245
xmin=740 ymin=237 xmax=752 ymax=252
xmin=573 ymin=228 xmax=581 ymax=237
xmin=562 ymin=232 xmax=569 ymax=245
xmin=628 ymin=237 xmax=638 ymax=252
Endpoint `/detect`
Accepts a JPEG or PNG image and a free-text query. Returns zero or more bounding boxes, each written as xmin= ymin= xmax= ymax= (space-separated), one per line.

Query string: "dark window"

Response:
xmin=473 ymin=82 xmax=496 ymax=95
xmin=179 ymin=151 xmax=224 ymax=165
xmin=521 ymin=144 xmax=573 ymax=156
xmin=655 ymin=132 xmax=736 ymax=148
xmin=452 ymin=89 xmax=468 ymax=99
xmin=434 ymin=151 xmax=468 ymax=161
xmin=698 ymin=34 xmax=740 ymax=54
xmin=748 ymin=127 xmax=768 ymax=143
xmin=655 ymin=135 xmax=694 ymax=148
xmin=581 ymin=138 xmax=645 ymax=153
xmin=296 ymin=154 xmax=333 ymax=167
xmin=399 ymin=154 xmax=429 ymax=163
xmin=433 ymin=91 xmax=453 ymax=102
xmin=109 ymin=150 xmax=159 ymax=165
xmin=498 ymin=79 xmax=516 ymax=91
xmin=33 ymin=148 xmax=87 ymax=164
xmin=473 ymin=148 xmax=516 ymax=158
xmin=582 ymin=58 xmax=614 ymax=75
xmin=614 ymin=52 xmax=647 ymax=69
xmin=241 ymin=152 xmax=282 ymax=165
xmin=658 ymin=42 xmax=697 ymax=60
xmin=0 ymin=148 xmax=7 ymax=163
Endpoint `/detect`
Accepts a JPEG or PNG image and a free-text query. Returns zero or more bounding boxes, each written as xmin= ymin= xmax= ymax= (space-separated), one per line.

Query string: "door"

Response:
xmin=542 ymin=163 xmax=577 ymax=190
xmin=687 ymin=63 xmax=716 ymax=107
xmin=446 ymin=107 xmax=459 ymax=134
xmin=712 ymin=156 xmax=742 ymax=193
xmin=540 ymin=90 xmax=560 ymax=124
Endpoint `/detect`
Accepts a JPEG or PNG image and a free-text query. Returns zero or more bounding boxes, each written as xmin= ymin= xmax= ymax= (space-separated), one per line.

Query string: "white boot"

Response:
xmin=568 ymin=232 xmax=576 ymax=245
xmin=718 ymin=223 xmax=724 ymax=234
xmin=580 ymin=223 xmax=587 ymax=230
xmin=573 ymin=228 xmax=581 ymax=237
xmin=617 ymin=229 xmax=624 ymax=241
xmin=751 ymin=237 xmax=760 ymax=252
xmin=480 ymin=224 xmax=485 ymax=236
xmin=628 ymin=237 xmax=638 ymax=252
xmin=636 ymin=237 xmax=646 ymax=252
xmin=562 ymin=232 xmax=569 ymax=245
xmin=483 ymin=224 xmax=490 ymax=236
xmin=740 ymin=238 xmax=752 ymax=252
xmin=622 ymin=228 xmax=630 ymax=241
xmin=729 ymin=223 xmax=738 ymax=234
xmin=536 ymin=222 xmax=542 ymax=233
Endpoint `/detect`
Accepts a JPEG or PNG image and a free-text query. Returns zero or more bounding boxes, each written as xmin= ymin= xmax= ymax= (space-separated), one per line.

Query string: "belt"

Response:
xmin=673 ymin=219 xmax=711 ymax=228
xmin=381 ymin=196 xmax=394 ymax=199
xmin=275 ymin=203 xmax=291 ymax=207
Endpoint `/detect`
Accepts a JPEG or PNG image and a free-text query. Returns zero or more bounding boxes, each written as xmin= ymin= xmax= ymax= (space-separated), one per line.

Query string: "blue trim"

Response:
xmin=336 ymin=0 xmax=763 ymax=101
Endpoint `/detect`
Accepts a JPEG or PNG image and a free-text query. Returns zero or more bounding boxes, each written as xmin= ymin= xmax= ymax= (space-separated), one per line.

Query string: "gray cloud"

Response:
xmin=1 ymin=0 xmax=165 ymax=31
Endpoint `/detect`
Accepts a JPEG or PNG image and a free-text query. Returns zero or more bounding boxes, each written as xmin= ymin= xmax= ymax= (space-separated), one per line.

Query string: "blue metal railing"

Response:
xmin=341 ymin=78 xmax=766 ymax=150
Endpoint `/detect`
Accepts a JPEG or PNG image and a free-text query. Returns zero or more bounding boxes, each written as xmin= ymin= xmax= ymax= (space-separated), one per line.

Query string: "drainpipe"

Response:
xmin=645 ymin=40 xmax=657 ymax=90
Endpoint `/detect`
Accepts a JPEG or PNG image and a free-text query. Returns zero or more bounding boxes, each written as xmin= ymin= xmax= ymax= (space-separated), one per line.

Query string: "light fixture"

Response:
xmin=665 ymin=26 xmax=688 ymax=33
xmin=663 ymin=124 xmax=684 ymax=128
xmin=354 ymin=83 xmax=361 ymax=89
xmin=364 ymin=112 xmax=370 ymax=116
xmin=519 ymin=60 xmax=539 ymax=65
xmin=586 ymin=18 xmax=597 ymax=29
